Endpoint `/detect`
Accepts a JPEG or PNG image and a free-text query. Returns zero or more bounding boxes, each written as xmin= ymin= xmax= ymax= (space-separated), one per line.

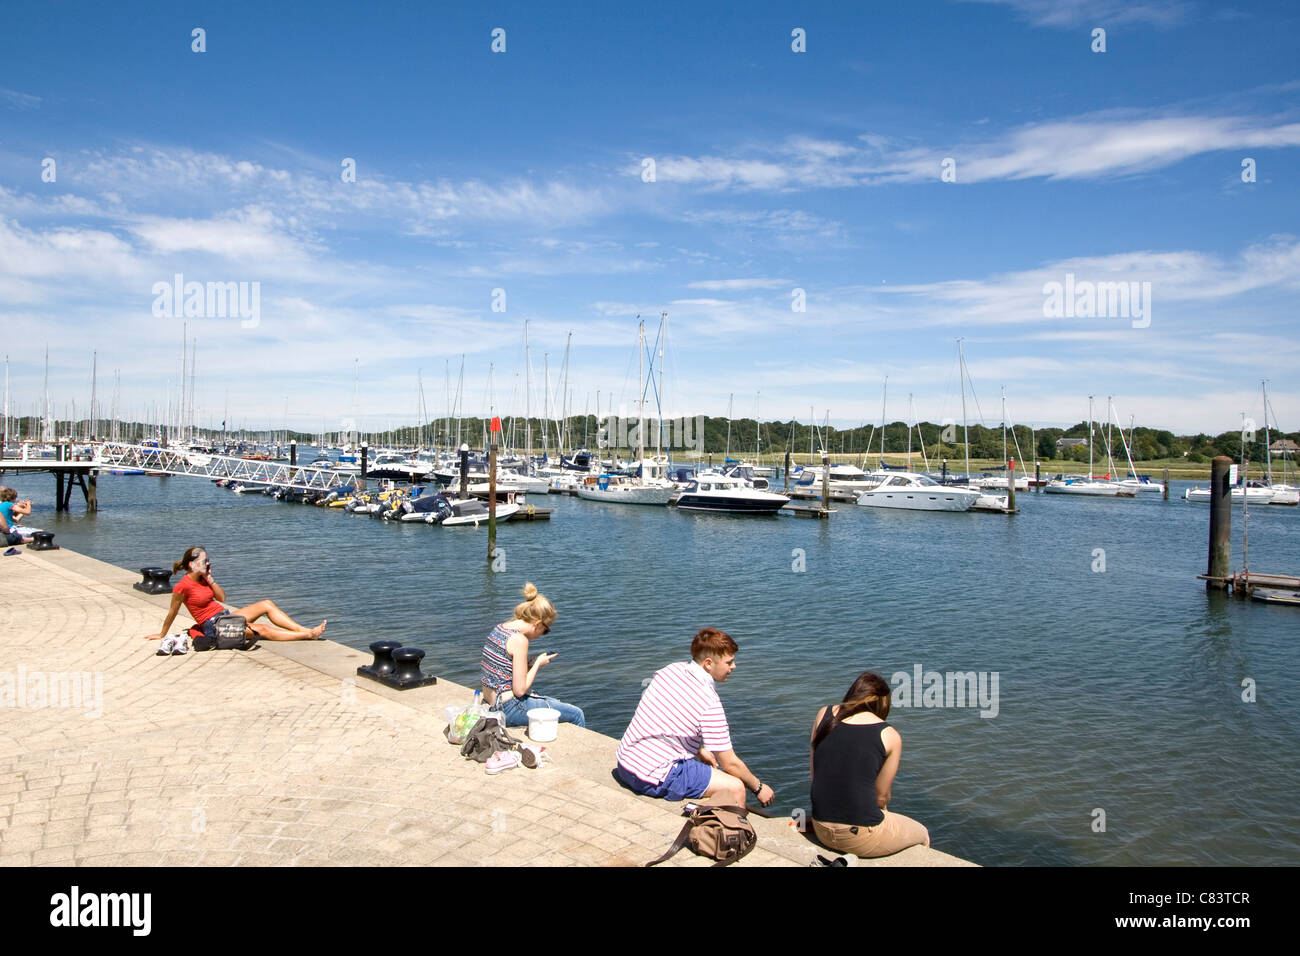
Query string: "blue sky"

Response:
xmin=2 ymin=0 xmax=1299 ymax=437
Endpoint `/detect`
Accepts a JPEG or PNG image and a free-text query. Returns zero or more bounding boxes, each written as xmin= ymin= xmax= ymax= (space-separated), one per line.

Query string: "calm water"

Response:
xmin=16 ymin=463 xmax=1300 ymax=866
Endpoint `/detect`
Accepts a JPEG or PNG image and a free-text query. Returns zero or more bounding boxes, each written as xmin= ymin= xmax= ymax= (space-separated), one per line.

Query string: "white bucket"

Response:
xmin=527 ymin=707 xmax=561 ymax=742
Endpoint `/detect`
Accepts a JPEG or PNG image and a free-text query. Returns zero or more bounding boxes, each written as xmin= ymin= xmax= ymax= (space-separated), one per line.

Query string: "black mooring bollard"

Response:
xmin=357 ymin=643 xmax=437 ymax=689
xmin=29 ymin=531 xmax=58 ymax=551
xmin=134 ymin=566 xmax=173 ymax=594
xmin=356 ymin=640 xmax=402 ymax=679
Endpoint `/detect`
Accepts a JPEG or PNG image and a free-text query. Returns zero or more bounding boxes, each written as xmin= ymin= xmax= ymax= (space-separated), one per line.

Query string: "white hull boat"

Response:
xmin=855 ymin=473 xmax=982 ymax=511
xmin=575 ymin=474 xmax=674 ymax=505
xmin=672 ymin=475 xmax=789 ymax=514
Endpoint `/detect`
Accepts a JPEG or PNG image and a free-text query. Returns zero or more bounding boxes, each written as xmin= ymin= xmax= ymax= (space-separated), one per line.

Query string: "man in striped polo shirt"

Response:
xmin=614 ymin=628 xmax=775 ymax=807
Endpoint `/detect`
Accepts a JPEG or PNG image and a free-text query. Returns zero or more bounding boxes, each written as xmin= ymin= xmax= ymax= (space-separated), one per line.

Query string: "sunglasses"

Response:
xmin=540 ymin=622 xmax=551 ymax=636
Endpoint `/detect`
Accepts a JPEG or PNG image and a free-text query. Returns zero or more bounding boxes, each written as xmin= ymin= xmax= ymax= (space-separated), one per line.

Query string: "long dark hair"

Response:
xmin=811 ymin=671 xmax=891 ymax=749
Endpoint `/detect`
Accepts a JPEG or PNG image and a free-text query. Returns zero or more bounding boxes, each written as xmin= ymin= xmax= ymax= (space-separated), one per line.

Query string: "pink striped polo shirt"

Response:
xmin=616 ymin=660 xmax=733 ymax=785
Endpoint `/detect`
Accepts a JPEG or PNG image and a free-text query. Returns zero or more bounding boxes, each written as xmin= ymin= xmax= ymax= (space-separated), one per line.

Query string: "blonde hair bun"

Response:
xmin=521 ymin=582 xmax=539 ymax=601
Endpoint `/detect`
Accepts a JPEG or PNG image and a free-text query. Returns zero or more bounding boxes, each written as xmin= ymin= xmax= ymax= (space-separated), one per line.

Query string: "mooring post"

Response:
xmin=1007 ymin=459 xmax=1016 ymax=512
xmin=1207 ymin=455 xmax=1232 ymax=591
xmin=784 ymin=450 xmax=791 ymax=492
xmin=360 ymin=444 xmax=368 ymax=478
xmin=488 ymin=440 xmax=498 ymax=564
xmin=820 ymin=451 xmax=830 ymax=514
xmin=87 ymin=471 xmax=98 ymax=512
xmin=1162 ymin=467 xmax=1170 ymax=501
xmin=55 ymin=471 xmax=66 ymax=512
xmin=459 ymin=443 xmax=470 ymax=500
xmin=1034 ymin=460 xmax=1041 ymax=493
xmin=289 ymin=440 xmax=297 ymax=467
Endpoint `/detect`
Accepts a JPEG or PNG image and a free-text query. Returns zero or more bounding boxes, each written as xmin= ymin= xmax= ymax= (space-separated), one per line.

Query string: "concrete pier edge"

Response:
xmin=0 ymin=545 xmax=974 ymax=867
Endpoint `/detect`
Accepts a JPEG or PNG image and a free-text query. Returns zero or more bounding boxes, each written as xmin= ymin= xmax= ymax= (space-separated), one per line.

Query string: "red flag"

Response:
xmin=490 ymin=416 xmax=502 ymax=433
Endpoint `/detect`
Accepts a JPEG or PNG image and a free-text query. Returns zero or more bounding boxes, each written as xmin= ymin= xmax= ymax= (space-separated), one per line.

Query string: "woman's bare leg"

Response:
xmin=234 ymin=600 xmax=326 ymax=636
xmin=248 ymin=620 xmax=324 ymax=642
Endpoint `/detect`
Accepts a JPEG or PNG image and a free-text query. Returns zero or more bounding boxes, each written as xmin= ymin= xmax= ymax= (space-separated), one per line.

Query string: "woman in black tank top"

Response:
xmin=809 ymin=671 xmax=930 ymax=858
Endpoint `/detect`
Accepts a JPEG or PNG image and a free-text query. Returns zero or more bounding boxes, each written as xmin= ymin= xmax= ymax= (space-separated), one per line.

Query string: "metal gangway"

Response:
xmin=95 ymin=442 xmax=347 ymax=492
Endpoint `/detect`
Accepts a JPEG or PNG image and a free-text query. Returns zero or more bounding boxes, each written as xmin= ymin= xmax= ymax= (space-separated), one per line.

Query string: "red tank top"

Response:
xmin=174 ymin=576 xmax=225 ymax=635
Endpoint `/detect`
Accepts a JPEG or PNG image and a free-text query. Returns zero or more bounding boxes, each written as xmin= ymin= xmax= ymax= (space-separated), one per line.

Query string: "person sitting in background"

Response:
xmin=480 ymin=582 xmax=586 ymax=728
xmin=809 ymin=670 xmax=929 ymax=858
xmin=614 ymin=627 xmax=774 ymax=807
xmin=146 ymin=546 xmax=327 ymax=642
xmin=0 ymin=487 xmax=39 ymax=545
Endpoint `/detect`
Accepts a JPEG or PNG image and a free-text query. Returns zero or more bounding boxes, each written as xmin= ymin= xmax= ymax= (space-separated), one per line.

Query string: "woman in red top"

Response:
xmin=146 ymin=546 xmax=327 ymax=642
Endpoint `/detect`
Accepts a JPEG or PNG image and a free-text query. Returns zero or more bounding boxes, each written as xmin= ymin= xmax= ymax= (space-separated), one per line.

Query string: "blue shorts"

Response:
xmin=192 ymin=610 xmax=231 ymax=638
xmin=615 ymin=759 xmax=713 ymax=801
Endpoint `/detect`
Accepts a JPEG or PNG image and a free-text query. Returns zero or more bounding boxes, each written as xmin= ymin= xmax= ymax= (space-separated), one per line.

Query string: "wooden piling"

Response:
xmin=87 ymin=471 xmax=97 ymax=512
xmin=820 ymin=451 xmax=830 ymax=515
xmin=1034 ymin=461 xmax=1041 ymax=492
xmin=1007 ymin=459 xmax=1016 ymax=512
xmin=1162 ymin=467 xmax=1170 ymax=501
xmin=290 ymin=440 xmax=297 ymax=467
xmin=487 ymin=441 xmax=497 ymax=564
xmin=459 ymin=444 xmax=469 ymax=500
xmin=784 ymin=451 xmax=791 ymax=493
xmin=1207 ymin=455 xmax=1232 ymax=590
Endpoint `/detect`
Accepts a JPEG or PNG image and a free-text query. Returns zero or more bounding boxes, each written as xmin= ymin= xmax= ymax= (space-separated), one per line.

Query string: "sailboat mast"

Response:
xmin=1263 ymin=380 xmax=1272 ymax=486
xmin=725 ymin=394 xmax=732 ymax=460
xmin=636 ymin=320 xmax=645 ymax=465
xmin=524 ymin=322 xmax=532 ymax=463
xmin=959 ymin=340 xmax=970 ymax=480
xmin=1087 ymin=396 xmax=1095 ymax=479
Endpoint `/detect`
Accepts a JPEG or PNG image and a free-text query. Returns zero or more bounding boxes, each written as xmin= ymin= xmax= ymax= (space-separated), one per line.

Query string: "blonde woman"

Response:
xmin=809 ymin=671 xmax=929 ymax=858
xmin=480 ymin=582 xmax=585 ymax=728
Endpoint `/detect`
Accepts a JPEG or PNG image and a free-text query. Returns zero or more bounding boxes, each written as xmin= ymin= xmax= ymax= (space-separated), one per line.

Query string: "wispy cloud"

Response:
xmin=0 ymin=88 xmax=41 ymax=110
xmin=642 ymin=112 xmax=1300 ymax=189
xmin=959 ymin=0 xmax=1194 ymax=29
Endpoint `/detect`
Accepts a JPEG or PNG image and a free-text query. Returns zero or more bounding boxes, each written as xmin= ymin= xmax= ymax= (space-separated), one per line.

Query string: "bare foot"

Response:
xmin=310 ymin=621 xmax=327 ymax=639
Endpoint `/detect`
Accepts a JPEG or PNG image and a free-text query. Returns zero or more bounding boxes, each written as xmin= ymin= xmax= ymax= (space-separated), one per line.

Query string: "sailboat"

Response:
xmin=576 ymin=317 xmax=675 ymax=506
xmin=1044 ymin=397 xmax=1135 ymax=497
xmin=1185 ymin=391 xmax=1298 ymax=505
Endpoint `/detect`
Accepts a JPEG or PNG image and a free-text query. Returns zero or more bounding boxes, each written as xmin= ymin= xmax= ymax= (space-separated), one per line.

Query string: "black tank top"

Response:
xmin=810 ymin=707 xmax=888 ymax=827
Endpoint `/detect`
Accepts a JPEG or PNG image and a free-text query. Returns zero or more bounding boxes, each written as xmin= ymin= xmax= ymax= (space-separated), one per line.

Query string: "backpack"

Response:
xmin=458 ymin=716 xmax=521 ymax=762
xmin=645 ymin=804 xmax=762 ymax=867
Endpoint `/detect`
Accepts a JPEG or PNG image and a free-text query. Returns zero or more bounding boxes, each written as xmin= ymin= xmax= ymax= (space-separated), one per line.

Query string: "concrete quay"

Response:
xmin=0 ymin=546 xmax=974 ymax=868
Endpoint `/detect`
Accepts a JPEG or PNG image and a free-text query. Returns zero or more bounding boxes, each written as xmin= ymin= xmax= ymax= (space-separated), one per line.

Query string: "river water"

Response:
xmin=16 ymin=463 xmax=1300 ymax=866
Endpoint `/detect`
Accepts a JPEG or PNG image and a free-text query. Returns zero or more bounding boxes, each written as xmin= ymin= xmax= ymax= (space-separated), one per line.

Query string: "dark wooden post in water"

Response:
xmin=487 ymin=440 xmax=498 ymax=563
xmin=1034 ymin=461 xmax=1041 ymax=492
xmin=87 ymin=471 xmax=97 ymax=512
xmin=1206 ymin=455 xmax=1233 ymax=590
xmin=459 ymin=444 xmax=470 ymax=499
xmin=820 ymin=451 xmax=830 ymax=514
xmin=1007 ymin=459 xmax=1016 ymax=512
xmin=784 ymin=451 xmax=791 ymax=492
xmin=289 ymin=440 xmax=297 ymax=467
xmin=359 ymin=443 xmax=368 ymax=491
xmin=1162 ymin=467 xmax=1170 ymax=501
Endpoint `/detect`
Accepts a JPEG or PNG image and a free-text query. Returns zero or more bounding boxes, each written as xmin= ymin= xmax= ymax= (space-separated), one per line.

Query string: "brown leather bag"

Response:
xmin=645 ymin=805 xmax=761 ymax=867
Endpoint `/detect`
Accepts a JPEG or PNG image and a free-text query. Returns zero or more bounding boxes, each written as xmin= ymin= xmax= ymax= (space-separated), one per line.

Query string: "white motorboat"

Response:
xmin=575 ymin=473 xmax=674 ymax=505
xmin=672 ymin=475 xmax=789 ymax=514
xmin=974 ymin=472 xmax=1031 ymax=491
xmin=440 ymin=497 xmax=521 ymax=526
xmin=855 ymin=472 xmax=983 ymax=511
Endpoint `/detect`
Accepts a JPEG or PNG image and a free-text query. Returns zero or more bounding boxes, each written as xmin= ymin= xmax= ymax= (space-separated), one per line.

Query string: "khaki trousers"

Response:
xmin=812 ymin=810 xmax=930 ymax=858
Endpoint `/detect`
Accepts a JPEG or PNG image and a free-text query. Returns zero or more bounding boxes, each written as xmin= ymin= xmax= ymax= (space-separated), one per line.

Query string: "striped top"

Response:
xmin=480 ymin=623 xmax=517 ymax=693
xmin=616 ymin=660 xmax=733 ymax=785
